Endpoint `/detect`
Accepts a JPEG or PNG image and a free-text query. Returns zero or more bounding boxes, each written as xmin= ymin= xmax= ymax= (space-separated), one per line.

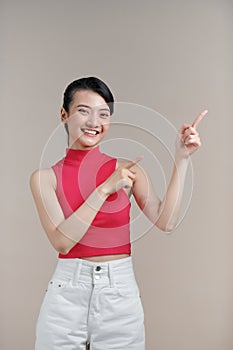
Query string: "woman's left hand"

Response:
xmin=175 ymin=109 xmax=208 ymax=159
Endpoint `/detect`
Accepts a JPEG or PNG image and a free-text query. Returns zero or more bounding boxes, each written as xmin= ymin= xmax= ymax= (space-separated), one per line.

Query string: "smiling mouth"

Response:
xmin=81 ymin=128 xmax=101 ymax=135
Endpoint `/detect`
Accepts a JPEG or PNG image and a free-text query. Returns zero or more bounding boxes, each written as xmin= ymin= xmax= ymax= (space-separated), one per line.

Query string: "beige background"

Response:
xmin=1 ymin=0 xmax=232 ymax=349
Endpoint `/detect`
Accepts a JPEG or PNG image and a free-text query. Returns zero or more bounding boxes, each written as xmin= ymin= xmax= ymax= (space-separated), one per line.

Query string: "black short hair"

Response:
xmin=63 ymin=76 xmax=114 ymax=114
xmin=62 ymin=77 xmax=114 ymax=143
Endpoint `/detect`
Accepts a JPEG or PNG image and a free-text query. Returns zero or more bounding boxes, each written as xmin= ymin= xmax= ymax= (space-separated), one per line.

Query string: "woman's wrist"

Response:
xmin=96 ymin=183 xmax=110 ymax=199
xmin=174 ymin=152 xmax=190 ymax=165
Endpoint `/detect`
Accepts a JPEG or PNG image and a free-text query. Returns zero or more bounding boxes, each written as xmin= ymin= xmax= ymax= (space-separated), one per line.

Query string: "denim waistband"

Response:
xmin=51 ymin=255 xmax=136 ymax=288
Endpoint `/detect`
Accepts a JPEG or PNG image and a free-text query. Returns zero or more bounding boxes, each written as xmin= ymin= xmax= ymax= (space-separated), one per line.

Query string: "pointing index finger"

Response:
xmin=192 ymin=109 xmax=208 ymax=128
xmin=124 ymin=156 xmax=144 ymax=169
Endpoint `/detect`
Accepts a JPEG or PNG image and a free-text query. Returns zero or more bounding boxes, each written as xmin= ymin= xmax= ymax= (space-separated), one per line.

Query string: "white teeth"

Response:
xmin=82 ymin=129 xmax=98 ymax=135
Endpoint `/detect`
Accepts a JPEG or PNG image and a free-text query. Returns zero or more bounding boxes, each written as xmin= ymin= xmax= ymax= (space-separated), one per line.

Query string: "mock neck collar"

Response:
xmin=64 ymin=145 xmax=102 ymax=162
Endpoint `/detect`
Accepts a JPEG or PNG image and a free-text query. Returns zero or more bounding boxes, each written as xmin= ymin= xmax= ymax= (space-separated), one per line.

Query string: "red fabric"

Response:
xmin=51 ymin=146 xmax=131 ymax=258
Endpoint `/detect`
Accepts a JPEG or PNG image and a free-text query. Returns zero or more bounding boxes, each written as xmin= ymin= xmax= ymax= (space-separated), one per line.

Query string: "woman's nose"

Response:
xmin=86 ymin=110 xmax=100 ymax=127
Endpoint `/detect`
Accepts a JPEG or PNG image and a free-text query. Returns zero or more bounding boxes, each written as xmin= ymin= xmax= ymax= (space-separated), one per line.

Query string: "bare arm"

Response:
xmin=126 ymin=157 xmax=188 ymax=233
xmin=157 ymin=109 xmax=207 ymax=231
xmin=129 ymin=109 xmax=207 ymax=232
xmin=29 ymin=158 xmax=139 ymax=255
xmin=29 ymin=169 xmax=109 ymax=254
xmin=154 ymin=159 xmax=188 ymax=232
xmin=155 ymin=156 xmax=189 ymax=232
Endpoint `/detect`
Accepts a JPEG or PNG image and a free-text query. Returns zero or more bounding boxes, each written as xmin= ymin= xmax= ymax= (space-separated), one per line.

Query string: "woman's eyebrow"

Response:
xmin=76 ymin=104 xmax=110 ymax=111
xmin=76 ymin=104 xmax=91 ymax=109
xmin=99 ymin=107 xmax=110 ymax=112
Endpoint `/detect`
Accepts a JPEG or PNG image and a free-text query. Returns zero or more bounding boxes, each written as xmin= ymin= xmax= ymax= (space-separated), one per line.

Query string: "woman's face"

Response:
xmin=61 ymin=89 xmax=111 ymax=150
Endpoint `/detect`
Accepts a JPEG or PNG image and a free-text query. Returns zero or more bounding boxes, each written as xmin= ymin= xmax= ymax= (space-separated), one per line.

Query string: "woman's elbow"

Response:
xmin=58 ymin=246 xmax=69 ymax=255
xmin=154 ymin=221 xmax=175 ymax=234
xmin=55 ymin=238 xmax=71 ymax=255
xmin=51 ymin=230 xmax=71 ymax=255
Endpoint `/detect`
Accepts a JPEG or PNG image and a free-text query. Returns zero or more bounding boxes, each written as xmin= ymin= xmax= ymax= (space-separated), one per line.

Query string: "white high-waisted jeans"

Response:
xmin=35 ymin=255 xmax=145 ymax=349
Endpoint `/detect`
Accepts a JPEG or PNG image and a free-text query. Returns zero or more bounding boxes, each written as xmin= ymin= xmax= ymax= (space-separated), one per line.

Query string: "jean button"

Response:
xmin=96 ymin=266 xmax=101 ymax=271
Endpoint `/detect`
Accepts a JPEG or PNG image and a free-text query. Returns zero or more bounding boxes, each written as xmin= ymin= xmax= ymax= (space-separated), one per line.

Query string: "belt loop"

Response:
xmin=73 ymin=259 xmax=82 ymax=285
xmin=108 ymin=263 xmax=115 ymax=288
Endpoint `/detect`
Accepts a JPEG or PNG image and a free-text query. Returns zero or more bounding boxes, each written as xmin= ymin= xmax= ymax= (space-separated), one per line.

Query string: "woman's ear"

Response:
xmin=60 ymin=107 xmax=68 ymax=124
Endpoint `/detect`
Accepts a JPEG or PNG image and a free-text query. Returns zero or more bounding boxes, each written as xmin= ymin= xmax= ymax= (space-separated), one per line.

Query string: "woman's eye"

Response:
xmin=100 ymin=113 xmax=110 ymax=118
xmin=79 ymin=109 xmax=89 ymax=114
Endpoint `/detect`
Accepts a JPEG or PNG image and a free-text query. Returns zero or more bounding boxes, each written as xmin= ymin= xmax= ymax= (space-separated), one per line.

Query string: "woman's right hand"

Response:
xmin=99 ymin=156 xmax=144 ymax=196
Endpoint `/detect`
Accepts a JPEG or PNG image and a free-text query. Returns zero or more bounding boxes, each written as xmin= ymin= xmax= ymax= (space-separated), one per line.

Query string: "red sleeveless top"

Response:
xmin=51 ymin=146 xmax=131 ymax=258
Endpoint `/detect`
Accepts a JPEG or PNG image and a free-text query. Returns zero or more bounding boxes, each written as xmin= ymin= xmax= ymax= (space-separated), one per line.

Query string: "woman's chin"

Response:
xmin=72 ymin=138 xmax=99 ymax=149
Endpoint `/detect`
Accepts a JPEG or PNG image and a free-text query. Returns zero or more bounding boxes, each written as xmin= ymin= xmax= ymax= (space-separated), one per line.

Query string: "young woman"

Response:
xmin=30 ymin=76 xmax=207 ymax=350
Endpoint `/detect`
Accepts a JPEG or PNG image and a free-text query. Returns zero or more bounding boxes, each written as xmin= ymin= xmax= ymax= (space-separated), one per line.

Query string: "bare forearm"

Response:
xmin=55 ymin=157 xmax=138 ymax=254
xmin=56 ymin=184 xmax=108 ymax=253
xmin=156 ymin=156 xmax=189 ymax=232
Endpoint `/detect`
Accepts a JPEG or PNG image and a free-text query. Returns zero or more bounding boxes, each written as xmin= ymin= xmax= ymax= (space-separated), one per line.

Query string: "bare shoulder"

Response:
xmin=29 ymin=167 xmax=57 ymax=191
